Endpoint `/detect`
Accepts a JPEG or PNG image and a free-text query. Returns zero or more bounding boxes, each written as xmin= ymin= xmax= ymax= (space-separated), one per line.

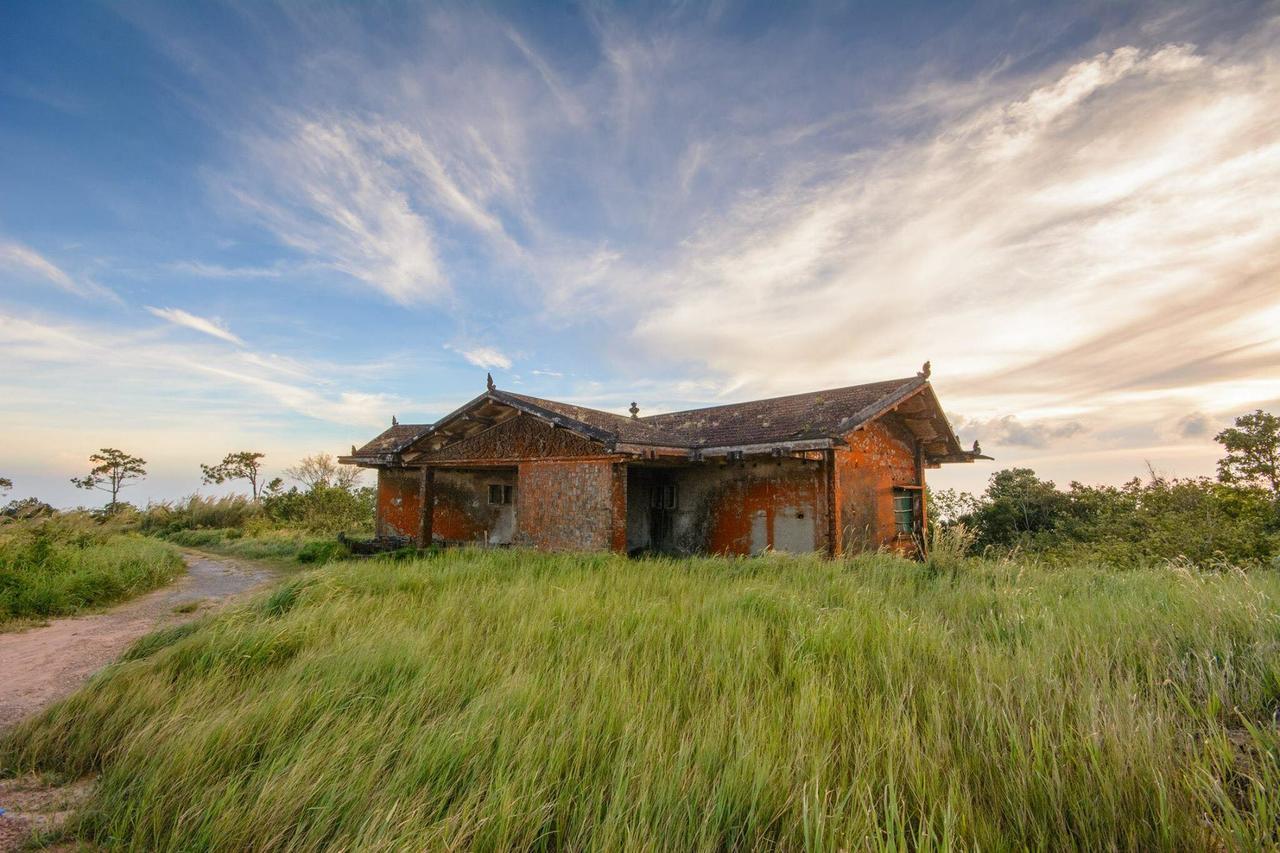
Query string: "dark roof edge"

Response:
xmin=832 ymin=375 xmax=929 ymax=435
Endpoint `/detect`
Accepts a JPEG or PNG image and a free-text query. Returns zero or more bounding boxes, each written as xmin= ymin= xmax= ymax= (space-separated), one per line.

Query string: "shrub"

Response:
xmin=262 ymin=484 xmax=374 ymax=534
xmin=0 ymin=517 xmax=183 ymax=623
xmin=295 ymin=539 xmax=349 ymax=564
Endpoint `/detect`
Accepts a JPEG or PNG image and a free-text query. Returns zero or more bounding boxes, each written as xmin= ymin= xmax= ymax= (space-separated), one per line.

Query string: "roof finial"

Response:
xmin=351 ymin=444 xmax=357 ymax=455
xmin=486 ymin=372 xmax=495 ymax=392
xmin=972 ymin=439 xmax=981 ymax=454
xmin=629 ymin=401 xmax=640 ymax=419
xmin=391 ymin=414 xmax=398 ymax=426
xmin=919 ymin=360 xmax=931 ymax=379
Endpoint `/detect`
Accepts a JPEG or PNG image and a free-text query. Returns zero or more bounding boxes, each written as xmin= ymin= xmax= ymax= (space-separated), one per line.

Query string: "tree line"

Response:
xmin=931 ymin=410 xmax=1280 ymax=569
xmin=1 ymin=449 xmax=366 ymax=517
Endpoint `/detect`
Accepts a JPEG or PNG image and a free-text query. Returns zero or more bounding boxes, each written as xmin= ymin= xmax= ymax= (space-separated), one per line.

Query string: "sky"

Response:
xmin=2 ymin=0 xmax=1279 ymax=508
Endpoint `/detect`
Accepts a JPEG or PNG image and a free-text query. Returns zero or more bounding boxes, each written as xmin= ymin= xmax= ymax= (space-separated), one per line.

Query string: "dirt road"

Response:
xmin=0 ymin=551 xmax=277 ymax=730
xmin=0 ymin=551 xmax=277 ymax=850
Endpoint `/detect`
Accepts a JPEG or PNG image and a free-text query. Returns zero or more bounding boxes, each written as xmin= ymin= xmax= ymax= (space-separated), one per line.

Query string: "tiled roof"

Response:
xmin=640 ymin=378 xmax=921 ymax=447
xmin=346 ymin=374 xmax=940 ymax=462
xmin=352 ymin=423 xmax=432 ymax=457
xmin=498 ymin=391 xmax=682 ymax=445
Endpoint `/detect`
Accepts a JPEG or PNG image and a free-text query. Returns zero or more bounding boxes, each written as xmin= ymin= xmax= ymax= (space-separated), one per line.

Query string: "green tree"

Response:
xmin=201 ymin=451 xmax=268 ymax=500
xmin=968 ymin=468 xmax=1070 ymax=548
xmin=71 ymin=448 xmax=147 ymax=512
xmin=1215 ymin=410 xmax=1280 ymax=493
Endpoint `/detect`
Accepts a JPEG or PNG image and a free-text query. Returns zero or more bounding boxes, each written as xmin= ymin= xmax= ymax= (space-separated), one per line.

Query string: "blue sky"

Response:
xmin=3 ymin=0 xmax=1279 ymax=507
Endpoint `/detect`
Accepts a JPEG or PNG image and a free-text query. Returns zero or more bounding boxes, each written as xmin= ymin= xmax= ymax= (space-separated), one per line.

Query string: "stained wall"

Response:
xmin=832 ymin=416 xmax=922 ymax=555
xmin=627 ymin=458 xmax=824 ymax=556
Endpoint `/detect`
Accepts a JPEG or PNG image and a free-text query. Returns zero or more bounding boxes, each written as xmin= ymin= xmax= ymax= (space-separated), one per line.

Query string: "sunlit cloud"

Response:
xmin=0 ymin=311 xmax=401 ymax=430
xmin=146 ymin=306 xmax=244 ymax=346
xmin=609 ymin=38 xmax=1280 ymax=469
xmin=449 ymin=345 xmax=513 ymax=370
xmin=5 ymin=1 xmax=1280 ymax=504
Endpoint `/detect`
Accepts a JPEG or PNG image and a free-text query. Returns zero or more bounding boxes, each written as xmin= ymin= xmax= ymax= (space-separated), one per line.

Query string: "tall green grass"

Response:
xmin=0 ymin=515 xmax=183 ymax=624
xmin=4 ymin=550 xmax=1279 ymax=850
xmin=134 ymin=494 xmax=264 ymax=536
xmin=161 ymin=527 xmax=349 ymax=565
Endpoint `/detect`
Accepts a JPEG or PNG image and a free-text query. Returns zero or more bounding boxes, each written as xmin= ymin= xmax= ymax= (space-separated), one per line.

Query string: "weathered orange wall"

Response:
xmin=703 ymin=464 xmax=822 ymax=556
xmin=833 ymin=417 xmax=922 ymax=556
xmin=516 ymin=459 xmax=626 ymax=552
xmin=377 ymin=468 xmax=421 ymax=539
xmin=626 ymin=459 xmax=824 ymax=556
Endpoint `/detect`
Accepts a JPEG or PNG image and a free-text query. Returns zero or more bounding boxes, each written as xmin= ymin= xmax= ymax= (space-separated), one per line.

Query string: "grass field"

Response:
xmin=0 ymin=518 xmax=183 ymax=626
xmin=4 ymin=549 xmax=1279 ymax=850
xmin=160 ymin=527 xmax=349 ymax=566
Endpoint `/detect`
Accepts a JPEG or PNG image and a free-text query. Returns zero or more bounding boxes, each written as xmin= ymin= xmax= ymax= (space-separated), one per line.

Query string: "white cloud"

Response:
xmin=610 ymin=39 xmax=1280 ymax=450
xmin=450 ymin=345 xmax=513 ymax=370
xmin=0 ymin=310 xmax=402 ymax=430
xmin=146 ymin=306 xmax=245 ymax=346
xmin=222 ymin=108 xmax=528 ymax=305
xmin=0 ymin=240 xmax=116 ymax=300
xmin=167 ymin=260 xmax=287 ymax=278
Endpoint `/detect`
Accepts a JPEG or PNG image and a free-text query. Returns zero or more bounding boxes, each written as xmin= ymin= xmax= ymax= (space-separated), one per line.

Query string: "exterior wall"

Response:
xmin=627 ymin=458 xmax=825 ymax=556
xmin=833 ymin=417 xmax=922 ymax=556
xmin=376 ymin=468 xmax=421 ymax=539
xmin=432 ymin=469 xmax=517 ymax=545
xmin=375 ymin=412 xmax=923 ymax=557
xmin=516 ymin=460 xmax=626 ymax=552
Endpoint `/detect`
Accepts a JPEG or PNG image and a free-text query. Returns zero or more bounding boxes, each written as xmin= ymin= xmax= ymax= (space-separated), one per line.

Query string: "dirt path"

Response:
xmin=0 ymin=551 xmax=278 ymax=730
xmin=0 ymin=551 xmax=278 ymax=850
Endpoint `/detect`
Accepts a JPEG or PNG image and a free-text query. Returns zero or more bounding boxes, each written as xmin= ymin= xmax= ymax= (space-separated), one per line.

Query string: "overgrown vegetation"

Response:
xmin=932 ymin=468 xmax=1280 ymax=568
xmin=0 ymin=514 xmax=182 ymax=624
xmin=128 ymin=488 xmax=368 ymax=565
xmin=4 ymin=549 xmax=1278 ymax=850
xmin=930 ymin=409 xmax=1280 ymax=569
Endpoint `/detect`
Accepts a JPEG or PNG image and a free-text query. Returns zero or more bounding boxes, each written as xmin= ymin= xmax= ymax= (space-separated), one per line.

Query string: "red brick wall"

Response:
xmin=515 ymin=459 xmax=626 ymax=552
xmin=377 ymin=468 xmax=421 ymax=539
xmin=833 ymin=417 xmax=922 ymax=555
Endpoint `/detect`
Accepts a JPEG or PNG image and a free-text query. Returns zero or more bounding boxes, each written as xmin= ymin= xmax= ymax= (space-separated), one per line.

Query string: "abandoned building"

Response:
xmin=340 ymin=364 xmax=989 ymax=557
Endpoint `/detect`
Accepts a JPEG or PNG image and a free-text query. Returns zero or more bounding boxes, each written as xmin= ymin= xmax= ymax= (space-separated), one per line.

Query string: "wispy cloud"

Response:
xmin=0 ymin=240 xmax=116 ymax=300
xmin=1 ymin=310 xmax=401 ymax=430
xmin=167 ymin=260 xmax=288 ymax=279
xmin=146 ymin=306 xmax=245 ymax=346
xmin=606 ymin=36 xmax=1280 ymax=460
xmin=449 ymin=345 xmax=513 ymax=370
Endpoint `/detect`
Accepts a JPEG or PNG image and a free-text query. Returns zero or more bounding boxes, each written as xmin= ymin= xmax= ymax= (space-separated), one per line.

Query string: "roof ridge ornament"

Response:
xmin=486 ymin=372 xmax=495 ymax=392
xmin=973 ymin=439 xmax=981 ymax=454
xmin=629 ymin=401 xmax=640 ymax=419
xmin=391 ymin=415 xmax=398 ymax=426
xmin=918 ymin=360 xmax=931 ymax=379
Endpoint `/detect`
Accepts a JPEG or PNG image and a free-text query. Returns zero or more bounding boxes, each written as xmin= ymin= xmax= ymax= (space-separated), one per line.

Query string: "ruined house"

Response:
xmin=339 ymin=364 xmax=989 ymax=557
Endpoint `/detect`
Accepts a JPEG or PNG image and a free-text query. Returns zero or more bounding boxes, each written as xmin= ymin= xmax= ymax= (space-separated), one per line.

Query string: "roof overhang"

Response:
xmin=845 ymin=381 xmax=992 ymax=466
xmin=395 ymin=390 xmax=617 ymax=465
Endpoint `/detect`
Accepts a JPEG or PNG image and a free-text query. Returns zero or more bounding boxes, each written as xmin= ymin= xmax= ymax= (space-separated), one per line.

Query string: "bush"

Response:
xmin=944 ymin=468 xmax=1280 ymax=569
xmin=0 ymin=516 xmax=183 ymax=623
xmin=295 ymin=539 xmax=349 ymax=564
xmin=262 ymin=484 xmax=374 ymax=534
